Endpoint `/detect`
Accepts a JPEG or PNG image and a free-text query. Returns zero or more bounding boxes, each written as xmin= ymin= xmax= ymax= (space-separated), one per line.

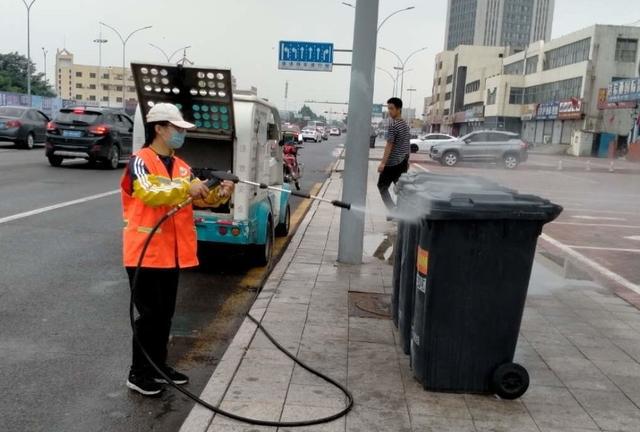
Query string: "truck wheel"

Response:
xmin=503 ymin=153 xmax=520 ymax=169
xmin=491 ymin=363 xmax=529 ymax=400
xmin=275 ymin=205 xmax=291 ymax=237
xmin=254 ymin=218 xmax=274 ymax=266
xmin=48 ymin=155 xmax=63 ymax=167
xmin=442 ymin=151 xmax=459 ymax=167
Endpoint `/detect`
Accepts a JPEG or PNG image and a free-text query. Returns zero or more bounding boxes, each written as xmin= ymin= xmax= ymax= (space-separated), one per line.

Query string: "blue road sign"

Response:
xmin=279 ymin=41 xmax=334 ymax=72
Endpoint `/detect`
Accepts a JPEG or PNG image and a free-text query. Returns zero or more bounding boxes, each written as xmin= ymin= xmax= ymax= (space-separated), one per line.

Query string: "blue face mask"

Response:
xmin=168 ymin=130 xmax=186 ymax=149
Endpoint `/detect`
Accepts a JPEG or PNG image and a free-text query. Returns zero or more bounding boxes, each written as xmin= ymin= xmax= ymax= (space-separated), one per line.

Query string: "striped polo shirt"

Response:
xmin=385 ymin=118 xmax=411 ymax=166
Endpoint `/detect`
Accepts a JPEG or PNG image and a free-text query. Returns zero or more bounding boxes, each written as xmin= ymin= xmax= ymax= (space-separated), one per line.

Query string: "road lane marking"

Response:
xmin=565 ymin=208 xmax=640 ymax=215
xmin=572 ymin=215 xmax=627 ymax=221
xmin=625 ymin=236 xmax=640 ymax=241
xmin=412 ymin=163 xmax=430 ymax=173
xmin=0 ymin=190 xmax=119 ymax=225
xmin=552 ymin=222 xmax=640 ymax=229
xmin=566 ymin=245 xmax=640 ymax=253
xmin=540 ymin=233 xmax=640 ymax=296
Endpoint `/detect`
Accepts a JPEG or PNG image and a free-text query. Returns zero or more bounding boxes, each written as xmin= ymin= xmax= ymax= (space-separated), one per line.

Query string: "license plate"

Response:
xmin=62 ymin=130 xmax=83 ymax=137
xmin=0 ymin=122 xmax=5 ymax=129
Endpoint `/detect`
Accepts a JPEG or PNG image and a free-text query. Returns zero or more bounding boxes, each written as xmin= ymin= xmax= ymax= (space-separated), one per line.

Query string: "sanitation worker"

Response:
xmin=121 ymin=103 xmax=233 ymax=396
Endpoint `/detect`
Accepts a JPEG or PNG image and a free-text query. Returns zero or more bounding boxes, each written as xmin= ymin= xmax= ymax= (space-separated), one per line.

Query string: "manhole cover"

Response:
xmin=348 ymin=292 xmax=391 ymax=319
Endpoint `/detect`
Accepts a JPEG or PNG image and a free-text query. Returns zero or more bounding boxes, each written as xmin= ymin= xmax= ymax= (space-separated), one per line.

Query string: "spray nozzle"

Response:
xmin=207 ymin=171 xmax=240 ymax=184
xmin=331 ymin=200 xmax=351 ymax=210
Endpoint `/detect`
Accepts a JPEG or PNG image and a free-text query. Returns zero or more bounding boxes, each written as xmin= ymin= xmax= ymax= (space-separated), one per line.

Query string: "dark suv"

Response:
xmin=430 ymin=130 xmax=529 ymax=169
xmin=45 ymin=107 xmax=133 ymax=169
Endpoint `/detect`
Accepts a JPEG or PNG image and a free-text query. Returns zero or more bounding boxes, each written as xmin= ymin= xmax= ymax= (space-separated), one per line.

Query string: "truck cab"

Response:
xmin=131 ymin=63 xmax=290 ymax=266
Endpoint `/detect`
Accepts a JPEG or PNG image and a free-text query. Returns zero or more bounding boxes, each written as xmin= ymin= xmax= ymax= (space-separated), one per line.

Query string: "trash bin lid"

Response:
xmin=396 ymin=173 xmax=562 ymax=222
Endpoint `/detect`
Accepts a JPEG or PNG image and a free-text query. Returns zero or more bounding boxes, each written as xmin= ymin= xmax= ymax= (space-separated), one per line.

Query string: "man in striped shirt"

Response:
xmin=377 ymin=97 xmax=410 ymax=210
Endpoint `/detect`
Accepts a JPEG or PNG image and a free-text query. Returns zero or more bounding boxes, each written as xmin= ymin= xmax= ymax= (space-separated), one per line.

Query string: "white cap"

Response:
xmin=146 ymin=103 xmax=195 ymax=129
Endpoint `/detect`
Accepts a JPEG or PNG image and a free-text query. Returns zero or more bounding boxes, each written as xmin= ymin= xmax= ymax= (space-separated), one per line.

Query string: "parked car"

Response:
xmin=430 ymin=130 xmax=529 ymax=169
xmin=45 ymin=107 xmax=134 ymax=169
xmin=410 ymin=133 xmax=457 ymax=154
xmin=0 ymin=106 xmax=50 ymax=149
xmin=301 ymin=127 xmax=322 ymax=142
xmin=330 ymin=127 xmax=341 ymax=136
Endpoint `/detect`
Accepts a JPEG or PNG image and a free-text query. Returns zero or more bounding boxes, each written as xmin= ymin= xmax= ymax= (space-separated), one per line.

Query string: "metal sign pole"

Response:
xmin=338 ymin=0 xmax=380 ymax=264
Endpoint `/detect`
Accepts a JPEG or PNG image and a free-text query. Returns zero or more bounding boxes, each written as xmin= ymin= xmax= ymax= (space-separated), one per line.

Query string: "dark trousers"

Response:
xmin=377 ymin=157 xmax=409 ymax=210
xmin=126 ymin=267 xmax=179 ymax=375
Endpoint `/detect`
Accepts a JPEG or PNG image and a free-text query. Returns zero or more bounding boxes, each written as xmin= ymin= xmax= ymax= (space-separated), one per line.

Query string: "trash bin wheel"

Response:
xmin=491 ymin=363 xmax=529 ymax=400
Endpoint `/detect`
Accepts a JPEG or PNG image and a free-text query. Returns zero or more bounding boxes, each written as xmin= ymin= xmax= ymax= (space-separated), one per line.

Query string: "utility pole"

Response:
xmin=338 ymin=0 xmax=380 ymax=264
xmin=284 ymin=81 xmax=289 ymax=112
xmin=94 ymin=34 xmax=108 ymax=107
xmin=22 ymin=0 xmax=37 ymax=103
xmin=41 ymin=47 xmax=48 ymax=86
xmin=407 ymin=88 xmax=417 ymax=110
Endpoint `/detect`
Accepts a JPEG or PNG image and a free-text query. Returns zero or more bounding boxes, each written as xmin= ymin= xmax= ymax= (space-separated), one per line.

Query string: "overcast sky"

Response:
xmin=1 ymin=0 xmax=637 ymax=117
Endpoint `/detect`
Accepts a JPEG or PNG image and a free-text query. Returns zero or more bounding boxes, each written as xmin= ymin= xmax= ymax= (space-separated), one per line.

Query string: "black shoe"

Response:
xmin=126 ymin=371 xmax=163 ymax=396
xmin=152 ymin=366 xmax=189 ymax=385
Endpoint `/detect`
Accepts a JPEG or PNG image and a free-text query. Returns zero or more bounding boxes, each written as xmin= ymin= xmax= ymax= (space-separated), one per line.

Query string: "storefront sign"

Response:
xmin=536 ymin=101 xmax=559 ymax=120
xmin=521 ymin=104 xmax=538 ymax=121
xmin=598 ymin=88 xmax=637 ymax=110
xmin=453 ymin=111 xmax=466 ymax=123
xmin=464 ymin=105 xmax=484 ymax=122
xmin=558 ymin=99 xmax=583 ymax=120
xmin=608 ymin=78 xmax=640 ymax=103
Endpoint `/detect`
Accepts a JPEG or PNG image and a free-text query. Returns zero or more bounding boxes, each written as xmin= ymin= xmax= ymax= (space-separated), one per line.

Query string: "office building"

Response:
xmin=55 ymin=49 xmax=138 ymax=109
xmin=427 ymin=25 xmax=640 ymax=150
xmin=445 ymin=0 xmax=555 ymax=51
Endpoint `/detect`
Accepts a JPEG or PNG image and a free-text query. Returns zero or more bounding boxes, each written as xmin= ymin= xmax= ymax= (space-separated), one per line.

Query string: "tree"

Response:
xmin=0 ymin=52 xmax=55 ymax=97
xmin=298 ymin=104 xmax=327 ymax=123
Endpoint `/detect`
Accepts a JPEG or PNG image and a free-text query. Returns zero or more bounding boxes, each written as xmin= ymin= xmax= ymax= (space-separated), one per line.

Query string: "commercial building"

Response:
xmin=445 ymin=0 xmax=554 ymax=51
xmin=55 ymin=49 xmax=137 ymax=110
xmin=427 ymin=24 xmax=640 ymax=153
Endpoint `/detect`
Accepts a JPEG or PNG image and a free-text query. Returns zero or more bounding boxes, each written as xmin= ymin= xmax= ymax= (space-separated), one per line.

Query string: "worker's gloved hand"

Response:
xmin=189 ymin=182 xmax=209 ymax=200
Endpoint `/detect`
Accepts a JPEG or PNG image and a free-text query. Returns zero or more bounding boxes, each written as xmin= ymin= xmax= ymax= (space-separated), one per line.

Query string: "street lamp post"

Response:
xmin=379 ymin=46 xmax=428 ymax=101
xmin=407 ymin=88 xmax=417 ymax=110
xmin=93 ymin=35 xmax=108 ymax=107
xmin=22 ymin=0 xmax=37 ymax=102
xmin=99 ymin=22 xmax=152 ymax=109
xmin=149 ymin=43 xmax=192 ymax=63
xmin=376 ymin=67 xmax=397 ymax=96
xmin=41 ymin=47 xmax=48 ymax=86
xmin=342 ymin=2 xmax=414 ymax=33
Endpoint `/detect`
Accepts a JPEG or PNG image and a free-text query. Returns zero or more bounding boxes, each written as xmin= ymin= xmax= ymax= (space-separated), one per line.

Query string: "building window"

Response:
xmin=75 ymin=94 xmax=82 ymax=100
xmin=446 ymin=75 xmax=453 ymax=84
xmin=487 ymin=88 xmax=497 ymax=105
xmin=89 ymin=84 xmax=96 ymax=90
xmin=509 ymin=87 xmax=524 ymax=104
xmin=544 ymin=38 xmax=591 ymax=70
xmin=127 ymin=86 xmax=136 ymax=93
xmin=525 ymin=56 xmax=538 ymax=74
xmin=504 ymin=60 xmax=524 ymax=75
xmin=102 ymin=73 xmax=110 ymax=80
xmin=89 ymin=72 xmax=96 ymax=78
xmin=115 ymin=86 xmax=123 ymax=92
xmin=102 ymin=84 xmax=110 ymax=91
xmin=75 ymin=83 xmax=83 ymax=89
xmin=523 ymin=77 xmax=583 ymax=104
xmin=445 ymin=92 xmax=452 ymax=101
xmin=438 ymin=61 xmax=443 ymax=70
xmin=437 ymin=77 xmax=442 ymax=85
xmin=615 ymin=38 xmax=638 ymax=62
xmin=102 ymin=96 xmax=109 ymax=102
xmin=75 ymin=71 xmax=82 ymax=77
xmin=89 ymin=95 xmax=96 ymax=101
xmin=443 ymin=109 xmax=450 ymax=116
xmin=116 ymin=97 xmax=123 ymax=103
xmin=465 ymin=80 xmax=480 ymax=94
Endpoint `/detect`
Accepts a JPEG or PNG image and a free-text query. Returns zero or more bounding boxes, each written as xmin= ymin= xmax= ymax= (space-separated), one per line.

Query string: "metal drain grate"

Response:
xmin=348 ymin=292 xmax=391 ymax=319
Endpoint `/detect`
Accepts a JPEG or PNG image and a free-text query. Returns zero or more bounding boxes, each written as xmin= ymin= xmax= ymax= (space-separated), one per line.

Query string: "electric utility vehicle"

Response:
xmin=131 ymin=63 xmax=291 ymax=266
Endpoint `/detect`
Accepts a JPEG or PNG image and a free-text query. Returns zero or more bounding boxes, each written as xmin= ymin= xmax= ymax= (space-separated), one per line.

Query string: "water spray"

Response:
xmin=207 ymin=171 xmax=352 ymax=210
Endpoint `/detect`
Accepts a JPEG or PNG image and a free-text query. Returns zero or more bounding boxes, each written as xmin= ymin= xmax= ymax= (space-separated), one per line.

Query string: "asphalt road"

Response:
xmin=0 ymin=135 xmax=344 ymax=432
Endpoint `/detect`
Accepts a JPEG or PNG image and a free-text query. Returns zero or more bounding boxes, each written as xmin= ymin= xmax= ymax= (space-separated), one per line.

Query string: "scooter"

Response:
xmin=282 ymin=137 xmax=303 ymax=190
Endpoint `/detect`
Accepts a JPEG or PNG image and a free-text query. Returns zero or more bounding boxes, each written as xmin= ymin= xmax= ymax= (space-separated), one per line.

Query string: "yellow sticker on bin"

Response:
xmin=417 ymin=247 xmax=429 ymax=275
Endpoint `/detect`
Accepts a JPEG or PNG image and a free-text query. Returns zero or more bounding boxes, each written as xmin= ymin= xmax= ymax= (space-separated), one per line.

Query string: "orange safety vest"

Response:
xmin=121 ymin=147 xmax=198 ymax=269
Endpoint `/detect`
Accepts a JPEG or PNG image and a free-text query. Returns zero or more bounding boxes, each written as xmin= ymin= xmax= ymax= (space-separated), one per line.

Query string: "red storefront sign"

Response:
xmin=558 ymin=98 xmax=583 ymax=120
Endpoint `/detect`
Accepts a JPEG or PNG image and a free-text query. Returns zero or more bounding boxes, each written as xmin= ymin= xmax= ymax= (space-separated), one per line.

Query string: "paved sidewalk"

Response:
xmin=180 ymin=154 xmax=640 ymax=432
